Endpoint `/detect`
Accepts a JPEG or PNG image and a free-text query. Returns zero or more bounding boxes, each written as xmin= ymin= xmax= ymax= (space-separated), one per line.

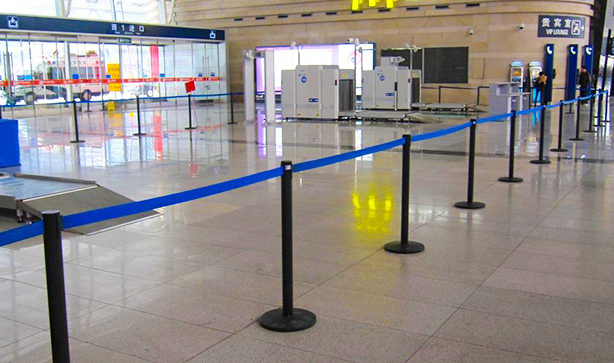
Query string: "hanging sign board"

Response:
xmin=538 ymin=15 xmax=586 ymax=38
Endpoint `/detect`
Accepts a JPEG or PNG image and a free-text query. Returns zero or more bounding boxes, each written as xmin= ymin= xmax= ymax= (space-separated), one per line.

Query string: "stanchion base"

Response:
xmin=185 ymin=127 xmax=198 ymax=130
xmin=498 ymin=176 xmax=523 ymax=183
xmin=259 ymin=308 xmax=316 ymax=332
xmin=569 ymin=137 xmax=585 ymax=141
xmin=530 ymin=159 xmax=551 ymax=165
xmin=70 ymin=140 xmax=85 ymax=144
xmin=550 ymin=148 xmax=569 ymax=152
xmin=583 ymin=130 xmax=598 ymax=133
xmin=384 ymin=241 xmax=425 ymax=254
xmin=133 ymin=133 xmax=147 ymax=136
xmin=454 ymin=201 xmax=485 ymax=210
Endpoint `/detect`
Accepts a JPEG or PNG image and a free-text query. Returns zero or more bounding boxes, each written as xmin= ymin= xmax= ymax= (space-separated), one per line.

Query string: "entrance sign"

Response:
xmin=538 ymin=15 xmax=586 ymax=38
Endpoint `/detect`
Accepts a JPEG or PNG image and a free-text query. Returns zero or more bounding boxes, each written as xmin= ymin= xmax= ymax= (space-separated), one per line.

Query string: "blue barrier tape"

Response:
xmin=476 ymin=112 xmax=513 ymax=124
xmin=62 ymin=167 xmax=283 ymax=229
xmin=546 ymin=103 xmax=561 ymax=109
xmin=517 ymin=107 xmax=542 ymax=116
xmin=0 ymin=222 xmax=44 ymax=246
xmin=293 ymin=138 xmax=405 ymax=173
xmin=579 ymin=95 xmax=592 ymax=101
xmin=412 ymin=122 xmax=472 ymax=141
xmin=562 ymin=99 xmax=577 ymax=105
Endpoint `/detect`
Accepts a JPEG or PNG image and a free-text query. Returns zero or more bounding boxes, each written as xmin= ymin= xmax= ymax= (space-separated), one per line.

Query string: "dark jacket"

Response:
xmin=579 ymin=71 xmax=591 ymax=89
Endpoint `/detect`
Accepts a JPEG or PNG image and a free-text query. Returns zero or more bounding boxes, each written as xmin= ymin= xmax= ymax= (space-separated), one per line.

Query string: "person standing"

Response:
xmin=579 ymin=66 xmax=591 ymax=105
xmin=534 ymin=72 xmax=547 ymax=105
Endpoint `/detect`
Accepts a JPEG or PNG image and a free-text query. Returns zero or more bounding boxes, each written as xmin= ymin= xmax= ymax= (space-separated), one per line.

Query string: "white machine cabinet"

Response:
xmin=363 ymin=66 xmax=412 ymax=110
xmin=320 ymin=67 xmax=340 ymax=119
xmin=281 ymin=65 xmax=353 ymax=119
xmin=281 ymin=70 xmax=296 ymax=119
xmin=295 ymin=66 xmax=323 ymax=118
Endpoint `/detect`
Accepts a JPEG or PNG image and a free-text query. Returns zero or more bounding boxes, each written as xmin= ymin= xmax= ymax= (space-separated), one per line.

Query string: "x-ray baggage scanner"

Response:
xmin=362 ymin=65 xmax=412 ymax=110
xmin=281 ymin=65 xmax=355 ymax=119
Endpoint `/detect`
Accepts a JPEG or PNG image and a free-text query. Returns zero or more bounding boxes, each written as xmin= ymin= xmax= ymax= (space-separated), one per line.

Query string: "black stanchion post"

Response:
xmin=133 ymin=95 xmax=146 ymax=136
xmin=455 ymin=120 xmax=485 ymax=209
xmin=531 ymin=106 xmax=552 ymax=164
xmin=596 ymin=91 xmax=604 ymax=127
xmin=185 ymin=94 xmax=197 ymax=130
xmin=477 ymin=87 xmax=480 ymax=106
xmin=229 ymin=93 xmax=236 ymax=124
xmin=438 ymin=85 xmax=442 ymax=103
xmin=607 ymin=91 xmax=611 ymax=122
xmin=70 ymin=100 xmax=84 ymax=144
xmin=384 ymin=135 xmax=425 ymax=254
xmin=259 ymin=161 xmax=316 ymax=332
xmin=42 ymin=211 xmax=71 ymax=363
xmin=499 ymin=111 xmax=523 ymax=183
xmin=551 ymin=101 xmax=569 ymax=152
xmin=570 ymin=99 xmax=584 ymax=141
xmin=584 ymin=91 xmax=597 ymax=133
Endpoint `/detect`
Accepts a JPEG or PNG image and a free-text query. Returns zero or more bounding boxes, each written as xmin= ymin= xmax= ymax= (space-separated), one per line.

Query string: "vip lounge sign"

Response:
xmin=538 ymin=15 xmax=586 ymax=38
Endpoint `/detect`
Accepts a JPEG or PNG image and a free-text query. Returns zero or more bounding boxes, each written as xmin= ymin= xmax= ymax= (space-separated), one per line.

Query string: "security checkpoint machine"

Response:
xmin=362 ymin=58 xmax=413 ymax=110
xmin=281 ymin=65 xmax=356 ymax=119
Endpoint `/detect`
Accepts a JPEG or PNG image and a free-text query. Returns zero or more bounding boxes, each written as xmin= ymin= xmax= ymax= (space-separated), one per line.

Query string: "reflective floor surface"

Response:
xmin=1 ymin=101 xmax=614 ymax=362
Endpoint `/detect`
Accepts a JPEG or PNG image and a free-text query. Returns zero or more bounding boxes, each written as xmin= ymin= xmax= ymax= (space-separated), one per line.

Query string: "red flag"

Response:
xmin=185 ymin=80 xmax=195 ymax=93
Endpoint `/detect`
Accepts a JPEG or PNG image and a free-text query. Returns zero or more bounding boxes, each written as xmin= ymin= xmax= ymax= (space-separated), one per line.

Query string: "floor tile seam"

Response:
xmin=361 ymin=246 xmax=512 ymax=266
xmin=427 ymin=203 xmax=546 ymax=339
xmin=458 ymin=303 xmax=614 ymax=336
xmin=66 ymin=335 xmax=159 ymax=363
xmin=164 ymin=276 xmax=309 ymax=307
xmin=76 ymin=244 xmax=222 ymax=264
xmin=537 ymin=162 xmax=597 ymax=227
xmin=435 ymin=216 xmax=543 ymax=230
xmin=422 ymin=335 xmax=577 ymax=363
xmin=406 ymin=223 xmax=518 ymax=250
xmin=63 ymin=260 xmax=182 ymax=284
xmin=180 ymin=333 xmax=239 ymax=363
xmin=314 ymin=280 xmax=478 ymax=310
xmin=229 ymin=325 xmax=359 ymax=363
xmin=430 ymin=215 xmax=541 ymax=231
xmin=216 ymin=242 xmax=364 ymax=269
xmin=149 ymin=133 xmax=614 ymax=164
xmin=290 ymin=248 xmax=382 ymax=301
xmin=413 ymin=221 xmax=534 ymax=241
xmin=504 ymin=246 xmax=614 ymax=266
xmin=104 ymin=301 xmax=248 ymax=336
xmin=0 ymin=328 xmax=44 ymax=351
xmin=480 ymin=275 xmax=614 ymax=307
xmin=0 ymin=313 xmax=45 ymax=334
xmin=206 ymin=257 xmax=338 ymax=286
xmin=298 ymin=281 xmax=464 ymax=313
xmin=308 ymin=310 xmax=435 ymax=340
xmin=143 ymin=279 xmax=281 ymax=310
xmin=493 ymin=263 xmax=614 ymax=288
xmin=185 ymin=223 xmax=281 ymax=239
xmin=449 ymin=306 xmax=614 ymax=339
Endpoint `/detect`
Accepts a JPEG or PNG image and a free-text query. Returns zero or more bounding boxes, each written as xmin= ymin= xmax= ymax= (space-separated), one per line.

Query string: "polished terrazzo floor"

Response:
xmin=1 ymin=101 xmax=614 ymax=362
